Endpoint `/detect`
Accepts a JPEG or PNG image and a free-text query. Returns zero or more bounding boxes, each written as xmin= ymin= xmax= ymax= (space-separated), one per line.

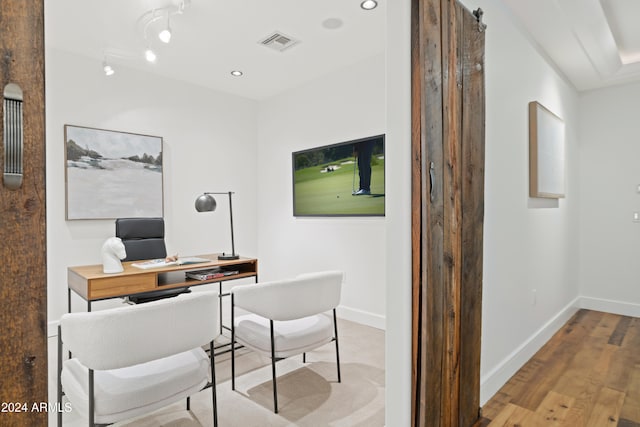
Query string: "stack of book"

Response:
xmin=185 ymin=268 xmax=240 ymax=281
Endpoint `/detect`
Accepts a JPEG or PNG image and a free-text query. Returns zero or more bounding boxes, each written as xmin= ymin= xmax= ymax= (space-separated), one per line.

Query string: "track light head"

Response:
xmin=159 ymin=28 xmax=172 ymax=43
xmin=144 ymin=49 xmax=157 ymax=63
xmin=159 ymin=12 xmax=172 ymax=43
xmin=102 ymin=61 xmax=115 ymax=76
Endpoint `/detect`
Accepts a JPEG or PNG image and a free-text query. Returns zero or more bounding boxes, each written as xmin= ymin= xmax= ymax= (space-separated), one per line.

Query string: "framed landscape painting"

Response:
xmin=292 ymin=134 xmax=385 ymax=216
xmin=64 ymin=125 xmax=164 ymax=220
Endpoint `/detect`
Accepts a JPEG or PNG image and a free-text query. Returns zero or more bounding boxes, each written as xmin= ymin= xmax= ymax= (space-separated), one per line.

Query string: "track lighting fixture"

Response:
xmin=100 ymin=2 xmax=192 ymax=76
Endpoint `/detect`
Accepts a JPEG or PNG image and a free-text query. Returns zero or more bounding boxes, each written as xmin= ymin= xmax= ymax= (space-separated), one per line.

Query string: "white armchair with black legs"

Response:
xmin=57 ymin=291 xmax=220 ymax=427
xmin=230 ymin=270 xmax=343 ymax=413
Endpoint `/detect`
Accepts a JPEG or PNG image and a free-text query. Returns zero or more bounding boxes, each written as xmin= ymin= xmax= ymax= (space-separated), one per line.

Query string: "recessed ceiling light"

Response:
xmin=231 ymin=70 xmax=243 ymax=77
xmin=361 ymin=0 xmax=378 ymax=10
xmin=322 ymin=18 xmax=343 ymax=30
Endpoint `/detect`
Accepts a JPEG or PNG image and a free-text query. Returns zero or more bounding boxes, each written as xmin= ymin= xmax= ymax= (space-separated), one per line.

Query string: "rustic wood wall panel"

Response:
xmin=412 ymin=1 xmax=485 ymax=426
xmin=0 ymin=1 xmax=48 ymax=426
xmin=412 ymin=0 xmax=446 ymax=424
xmin=458 ymin=6 xmax=486 ymax=427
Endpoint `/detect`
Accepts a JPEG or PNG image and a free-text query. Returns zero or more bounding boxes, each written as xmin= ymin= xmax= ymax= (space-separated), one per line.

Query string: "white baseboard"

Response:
xmin=578 ymin=296 xmax=640 ymax=317
xmin=479 ymin=297 xmax=580 ymax=406
xmin=337 ymin=305 xmax=386 ymax=330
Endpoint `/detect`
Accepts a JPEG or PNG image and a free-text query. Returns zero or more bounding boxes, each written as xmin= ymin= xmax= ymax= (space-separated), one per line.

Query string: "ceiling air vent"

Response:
xmin=259 ymin=31 xmax=299 ymax=52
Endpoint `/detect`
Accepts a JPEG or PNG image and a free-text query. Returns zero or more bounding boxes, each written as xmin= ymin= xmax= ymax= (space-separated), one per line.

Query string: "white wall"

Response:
xmin=579 ymin=81 xmax=640 ymax=315
xmin=46 ymin=49 xmax=259 ymax=328
xmin=385 ymin=1 xmax=412 ymax=424
xmin=255 ymin=54 xmax=387 ymax=329
xmin=458 ymin=0 xmax=581 ymax=404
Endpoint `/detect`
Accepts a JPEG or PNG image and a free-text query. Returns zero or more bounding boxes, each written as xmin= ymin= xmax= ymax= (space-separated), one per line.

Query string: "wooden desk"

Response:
xmin=67 ymin=254 xmax=258 ymax=312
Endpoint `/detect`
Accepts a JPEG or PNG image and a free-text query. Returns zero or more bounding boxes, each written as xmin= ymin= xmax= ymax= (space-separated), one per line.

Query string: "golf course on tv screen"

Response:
xmin=292 ymin=135 xmax=385 ymax=216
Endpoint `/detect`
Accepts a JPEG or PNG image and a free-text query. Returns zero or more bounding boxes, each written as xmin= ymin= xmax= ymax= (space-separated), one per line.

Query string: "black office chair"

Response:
xmin=116 ymin=217 xmax=190 ymax=304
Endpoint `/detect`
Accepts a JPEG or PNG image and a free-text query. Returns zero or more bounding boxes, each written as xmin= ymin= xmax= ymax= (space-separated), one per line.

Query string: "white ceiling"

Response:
xmin=45 ymin=0 xmax=386 ymax=100
xmin=46 ymin=1 xmax=640 ymax=98
xmin=501 ymin=0 xmax=640 ymax=91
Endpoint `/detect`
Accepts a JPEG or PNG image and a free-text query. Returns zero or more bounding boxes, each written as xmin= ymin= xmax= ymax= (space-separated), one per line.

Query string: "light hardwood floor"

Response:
xmin=479 ymin=310 xmax=640 ymax=427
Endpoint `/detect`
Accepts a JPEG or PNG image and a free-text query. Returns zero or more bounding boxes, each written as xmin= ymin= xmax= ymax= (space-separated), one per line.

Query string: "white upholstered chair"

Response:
xmin=57 ymin=291 xmax=219 ymax=427
xmin=230 ymin=270 xmax=343 ymax=413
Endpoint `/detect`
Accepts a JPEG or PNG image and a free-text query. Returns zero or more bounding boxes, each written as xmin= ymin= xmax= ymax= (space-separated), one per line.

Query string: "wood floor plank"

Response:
xmin=552 ymin=335 xmax=611 ymax=423
xmin=488 ymin=403 xmax=518 ymax=426
xmin=591 ymin=313 xmax=623 ymax=340
xmin=488 ymin=403 xmax=549 ymax=427
xmin=620 ymin=366 xmax=640 ymax=423
xmin=593 ymin=344 xmax=619 ymax=382
xmin=481 ymin=391 xmax=513 ymax=420
xmin=618 ymin=419 xmax=640 ymax=427
xmin=536 ymin=391 xmax=575 ymax=426
xmin=608 ymin=316 xmax=633 ymax=346
xmin=474 ymin=417 xmax=492 ymax=427
xmin=605 ymin=346 xmax=635 ymax=393
xmin=535 ymin=391 xmax=580 ymax=425
xmin=521 ymin=335 xmax=602 ymax=414
xmin=585 ymin=387 xmax=625 ymax=426
xmin=562 ymin=310 xmax=604 ymax=343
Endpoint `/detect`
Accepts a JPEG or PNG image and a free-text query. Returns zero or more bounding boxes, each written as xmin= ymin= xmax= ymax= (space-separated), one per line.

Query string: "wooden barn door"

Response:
xmin=411 ymin=1 xmax=486 ymax=426
xmin=0 ymin=1 xmax=48 ymax=426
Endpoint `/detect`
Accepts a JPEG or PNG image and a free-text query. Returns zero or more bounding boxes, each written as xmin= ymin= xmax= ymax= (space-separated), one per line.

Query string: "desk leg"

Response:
xmin=67 ymin=288 xmax=71 ymax=313
xmin=87 ymin=300 xmax=92 ymax=312
xmin=218 ymin=282 xmax=223 ymax=335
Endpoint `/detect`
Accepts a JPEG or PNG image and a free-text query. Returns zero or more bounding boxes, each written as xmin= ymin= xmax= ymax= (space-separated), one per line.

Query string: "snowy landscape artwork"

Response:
xmin=65 ymin=125 xmax=164 ymax=220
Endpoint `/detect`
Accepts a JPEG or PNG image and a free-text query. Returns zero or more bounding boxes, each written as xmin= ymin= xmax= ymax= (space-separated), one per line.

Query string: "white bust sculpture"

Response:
xmin=102 ymin=237 xmax=127 ymax=274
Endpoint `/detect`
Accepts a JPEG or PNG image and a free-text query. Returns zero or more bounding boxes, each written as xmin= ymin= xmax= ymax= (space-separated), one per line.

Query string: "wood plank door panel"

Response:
xmin=0 ymin=1 xmax=47 ymax=426
xmin=412 ymin=1 xmax=485 ymax=426
xmin=459 ymin=7 xmax=486 ymax=427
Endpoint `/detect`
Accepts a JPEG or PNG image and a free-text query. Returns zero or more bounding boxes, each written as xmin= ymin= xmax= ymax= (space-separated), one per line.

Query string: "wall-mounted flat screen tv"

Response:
xmin=292 ymin=134 xmax=385 ymax=217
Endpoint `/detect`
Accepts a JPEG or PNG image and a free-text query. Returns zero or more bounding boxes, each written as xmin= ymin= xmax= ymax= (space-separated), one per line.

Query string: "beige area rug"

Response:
xmin=50 ymin=318 xmax=385 ymax=427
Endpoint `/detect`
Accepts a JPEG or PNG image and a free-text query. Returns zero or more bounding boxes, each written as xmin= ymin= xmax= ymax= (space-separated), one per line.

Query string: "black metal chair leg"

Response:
xmin=333 ymin=309 xmax=341 ymax=382
xmin=303 ymin=352 xmax=306 ymax=363
xmin=57 ymin=326 xmax=63 ymax=427
xmin=270 ymin=320 xmax=278 ymax=413
xmin=210 ymin=341 xmax=218 ymax=427
xmin=89 ymin=369 xmax=95 ymax=427
xmin=186 ymin=396 xmax=190 ymax=411
xmin=231 ymin=294 xmax=236 ymax=391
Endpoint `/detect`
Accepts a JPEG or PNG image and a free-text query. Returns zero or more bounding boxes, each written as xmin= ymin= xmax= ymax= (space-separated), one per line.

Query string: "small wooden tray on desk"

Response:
xmin=68 ymin=254 xmax=258 ymax=302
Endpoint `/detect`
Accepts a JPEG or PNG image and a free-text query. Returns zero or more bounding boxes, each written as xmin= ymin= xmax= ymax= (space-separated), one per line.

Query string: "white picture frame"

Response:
xmin=529 ymin=102 xmax=565 ymax=199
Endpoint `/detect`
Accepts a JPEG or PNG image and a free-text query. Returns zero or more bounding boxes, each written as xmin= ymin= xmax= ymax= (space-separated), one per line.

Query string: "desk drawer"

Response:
xmin=89 ymin=273 xmax=156 ymax=300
